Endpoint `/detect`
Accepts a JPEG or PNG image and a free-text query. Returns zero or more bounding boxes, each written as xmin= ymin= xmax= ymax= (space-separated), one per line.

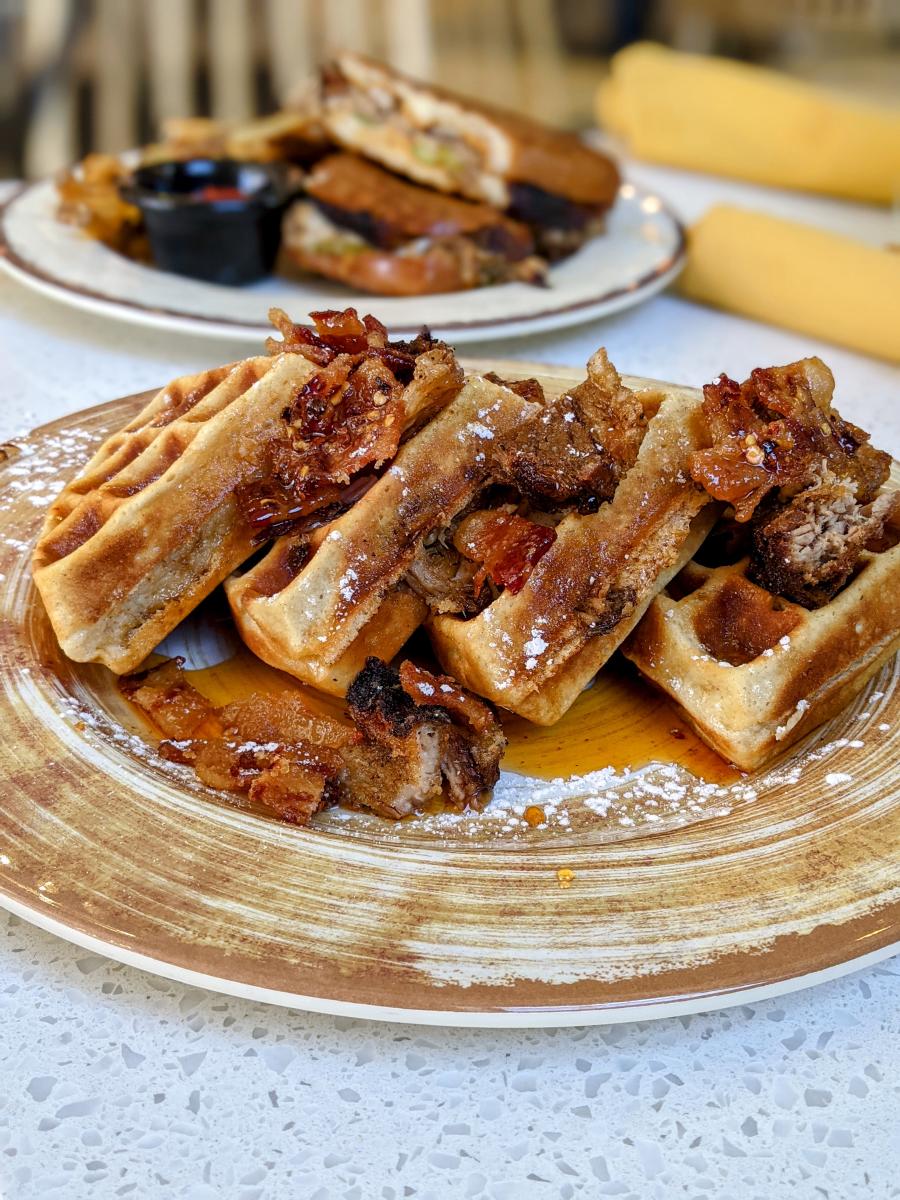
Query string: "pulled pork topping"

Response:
xmin=453 ymin=508 xmax=557 ymax=595
xmin=239 ymin=307 xmax=455 ymax=542
xmin=748 ymin=477 xmax=899 ymax=608
xmin=492 ymin=350 xmax=646 ymax=512
xmin=690 ymin=358 xmax=890 ymax=523
xmin=121 ymin=656 xmax=505 ymax=824
xmin=690 ymin=357 xmax=895 ymax=608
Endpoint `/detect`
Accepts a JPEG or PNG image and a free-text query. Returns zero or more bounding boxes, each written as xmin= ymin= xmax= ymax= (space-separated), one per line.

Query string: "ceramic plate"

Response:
xmin=0 ymin=179 xmax=684 ymax=344
xmin=1 ymin=368 xmax=898 ymax=1027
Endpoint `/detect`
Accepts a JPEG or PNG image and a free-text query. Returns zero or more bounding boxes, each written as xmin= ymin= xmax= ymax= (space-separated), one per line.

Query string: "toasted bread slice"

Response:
xmin=624 ymin=476 xmax=900 ymax=770
xmin=226 ymin=374 xmax=541 ymax=693
xmin=427 ymin=377 xmax=715 ymax=723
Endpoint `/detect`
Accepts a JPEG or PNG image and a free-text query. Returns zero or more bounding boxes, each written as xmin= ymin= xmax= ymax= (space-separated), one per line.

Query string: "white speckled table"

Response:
xmin=1 ymin=171 xmax=898 ymax=1200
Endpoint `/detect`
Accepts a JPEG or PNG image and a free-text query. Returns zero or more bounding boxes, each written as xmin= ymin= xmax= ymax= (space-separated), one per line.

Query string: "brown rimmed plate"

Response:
xmin=0 ymin=178 xmax=684 ymax=345
xmin=1 ymin=365 xmax=898 ymax=1027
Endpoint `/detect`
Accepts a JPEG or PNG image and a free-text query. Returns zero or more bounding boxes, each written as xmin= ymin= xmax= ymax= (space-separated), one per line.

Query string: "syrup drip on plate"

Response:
xmin=178 ymin=642 xmax=739 ymax=789
xmin=500 ymin=656 xmax=740 ymax=785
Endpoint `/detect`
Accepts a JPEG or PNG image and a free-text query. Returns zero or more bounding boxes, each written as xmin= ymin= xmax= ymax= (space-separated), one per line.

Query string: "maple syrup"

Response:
xmin=178 ymin=642 xmax=739 ymax=787
xmin=500 ymin=656 xmax=740 ymax=785
xmin=183 ymin=650 xmax=349 ymax=723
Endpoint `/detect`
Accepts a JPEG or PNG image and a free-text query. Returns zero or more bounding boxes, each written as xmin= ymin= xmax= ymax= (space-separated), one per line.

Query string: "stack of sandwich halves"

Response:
xmin=281 ymin=53 xmax=621 ymax=294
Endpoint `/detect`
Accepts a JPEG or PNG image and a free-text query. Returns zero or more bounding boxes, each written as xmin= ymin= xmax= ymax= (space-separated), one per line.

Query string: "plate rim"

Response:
xmin=2 ymin=888 xmax=895 ymax=1028
xmin=2 ymin=389 xmax=898 ymax=1029
xmin=0 ymin=179 xmax=686 ymax=343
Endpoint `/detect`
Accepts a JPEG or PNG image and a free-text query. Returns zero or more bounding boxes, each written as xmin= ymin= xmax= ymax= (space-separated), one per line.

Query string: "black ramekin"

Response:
xmin=122 ymin=159 xmax=299 ymax=285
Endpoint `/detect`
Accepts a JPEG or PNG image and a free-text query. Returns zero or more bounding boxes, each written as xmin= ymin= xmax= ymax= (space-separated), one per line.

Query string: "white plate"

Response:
xmin=0 ymin=178 xmax=684 ymax=344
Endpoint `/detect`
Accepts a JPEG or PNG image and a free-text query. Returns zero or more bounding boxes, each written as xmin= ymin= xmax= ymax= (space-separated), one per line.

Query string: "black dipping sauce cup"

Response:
xmin=122 ymin=159 xmax=297 ymax=285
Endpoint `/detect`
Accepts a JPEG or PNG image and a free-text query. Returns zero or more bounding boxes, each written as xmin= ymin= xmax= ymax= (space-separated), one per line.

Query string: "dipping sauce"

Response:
xmin=122 ymin=158 xmax=298 ymax=284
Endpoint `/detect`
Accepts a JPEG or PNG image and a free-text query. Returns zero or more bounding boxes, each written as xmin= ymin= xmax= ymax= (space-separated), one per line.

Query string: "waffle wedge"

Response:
xmin=33 ymin=309 xmax=462 ymax=675
xmin=226 ymin=372 xmax=541 ymax=693
xmin=623 ymin=503 xmax=900 ymax=770
xmin=33 ymin=354 xmax=309 ymax=673
xmin=427 ymin=363 xmax=716 ymax=723
xmin=624 ymin=358 xmax=900 ymax=769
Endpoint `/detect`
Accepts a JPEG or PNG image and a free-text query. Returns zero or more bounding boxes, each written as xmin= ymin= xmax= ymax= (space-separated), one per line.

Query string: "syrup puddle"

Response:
xmin=501 ymin=657 xmax=739 ymax=785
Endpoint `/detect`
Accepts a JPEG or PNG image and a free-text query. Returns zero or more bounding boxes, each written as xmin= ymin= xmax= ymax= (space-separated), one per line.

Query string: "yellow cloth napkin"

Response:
xmin=678 ymin=205 xmax=900 ymax=363
xmin=598 ymin=42 xmax=900 ymax=205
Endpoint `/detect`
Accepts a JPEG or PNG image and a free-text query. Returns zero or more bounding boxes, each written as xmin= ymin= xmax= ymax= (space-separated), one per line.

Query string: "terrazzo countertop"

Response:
xmin=1 ymin=168 xmax=899 ymax=1199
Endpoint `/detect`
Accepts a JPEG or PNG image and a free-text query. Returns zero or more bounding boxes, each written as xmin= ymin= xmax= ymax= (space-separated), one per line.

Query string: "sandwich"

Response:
xmin=319 ymin=52 xmax=620 ymax=258
xmin=624 ymin=357 xmax=900 ymax=768
xmin=282 ymin=151 xmax=545 ymax=295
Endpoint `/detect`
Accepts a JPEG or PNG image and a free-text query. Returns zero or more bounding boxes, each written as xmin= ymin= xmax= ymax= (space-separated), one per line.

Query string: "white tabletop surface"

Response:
xmin=1 ymin=169 xmax=898 ymax=1200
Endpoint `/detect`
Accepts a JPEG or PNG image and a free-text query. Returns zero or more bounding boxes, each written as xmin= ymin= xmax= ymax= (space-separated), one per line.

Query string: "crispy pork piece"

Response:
xmin=121 ymin=657 xmax=504 ymax=823
xmin=33 ymin=308 xmax=462 ymax=675
xmin=319 ymin=52 xmax=620 ymax=258
xmin=689 ymin=357 xmax=891 ymax=522
xmin=688 ymin=356 xmax=895 ymax=608
xmin=748 ymin=477 xmax=900 ymax=608
xmin=284 ymin=153 xmax=546 ymax=295
xmin=490 ymin=350 xmax=647 ymax=510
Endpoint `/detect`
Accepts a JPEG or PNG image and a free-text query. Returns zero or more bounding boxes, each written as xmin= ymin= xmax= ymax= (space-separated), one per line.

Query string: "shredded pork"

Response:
xmin=690 ymin=357 xmax=894 ymax=607
xmin=749 ymin=477 xmax=900 ymax=608
xmin=121 ymin=656 xmax=505 ymax=824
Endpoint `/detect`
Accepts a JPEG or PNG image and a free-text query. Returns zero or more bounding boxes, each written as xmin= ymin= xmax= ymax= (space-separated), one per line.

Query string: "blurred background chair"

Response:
xmin=1 ymin=0 xmax=898 ymax=179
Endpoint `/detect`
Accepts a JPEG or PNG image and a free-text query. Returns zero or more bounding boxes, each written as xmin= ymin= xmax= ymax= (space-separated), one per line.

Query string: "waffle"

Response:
xmin=226 ymin=373 xmax=541 ymax=693
xmin=33 ymin=354 xmax=315 ymax=673
xmin=623 ymin=352 xmax=900 ymax=769
xmin=624 ymin=483 xmax=900 ymax=772
xmin=427 ymin=370 xmax=716 ymax=724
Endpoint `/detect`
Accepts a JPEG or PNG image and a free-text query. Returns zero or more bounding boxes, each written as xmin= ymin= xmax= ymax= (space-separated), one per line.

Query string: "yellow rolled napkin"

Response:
xmin=678 ymin=205 xmax=900 ymax=363
xmin=598 ymin=42 xmax=900 ymax=205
